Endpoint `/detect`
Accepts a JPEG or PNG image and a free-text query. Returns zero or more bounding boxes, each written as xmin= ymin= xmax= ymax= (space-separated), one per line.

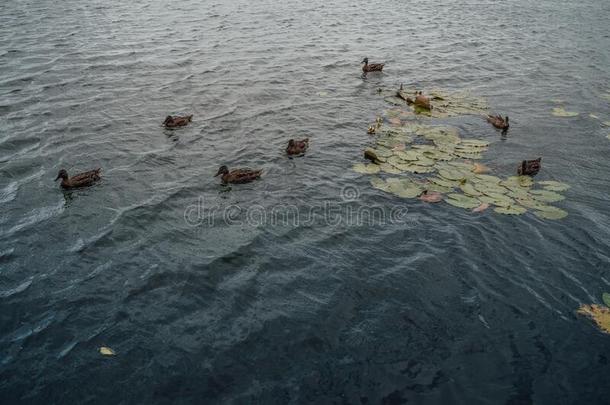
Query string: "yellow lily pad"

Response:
xmin=552 ymin=107 xmax=578 ymax=117
xmin=353 ymin=163 xmax=381 ymax=174
xmin=577 ymin=304 xmax=610 ymax=334
xmin=100 ymin=347 xmax=116 ymax=356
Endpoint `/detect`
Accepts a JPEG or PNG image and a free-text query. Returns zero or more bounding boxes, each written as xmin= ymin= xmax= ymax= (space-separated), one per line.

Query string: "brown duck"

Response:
xmin=215 ymin=165 xmax=262 ymax=184
xmin=286 ymin=138 xmax=309 ymax=155
xmin=163 ymin=114 xmax=192 ymax=128
xmin=487 ymin=114 xmax=509 ymax=132
xmin=55 ymin=168 xmax=101 ymax=189
xmin=361 ymin=58 xmax=384 ymax=73
xmin=517 ymin=158 xmax=541 ymax=176
xmin=413 ymin=91 xmax=432 ymax=110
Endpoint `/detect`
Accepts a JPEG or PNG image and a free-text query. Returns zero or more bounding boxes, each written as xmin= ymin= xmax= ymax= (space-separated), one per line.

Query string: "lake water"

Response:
xmin=1 ymin=0 xmax=610 ymax=403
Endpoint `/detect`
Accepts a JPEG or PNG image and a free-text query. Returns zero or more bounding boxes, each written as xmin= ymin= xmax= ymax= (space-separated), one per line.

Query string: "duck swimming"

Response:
xmin=215 ymin=165 xmax=262 ymax=184
xmin=517 ymin=158 xmax=541 ymax=176
xmin=286 ymin=138 xmax=309 ymax=155
xmin=487 ymin=114 xmax=509 ymax=133
xmin=414 ymin=91 xmax=432 ymax=110
xmin=55 ymin=168 xmax=101 ymax=189
xmin=361 ymin=58 xmax=384 ymax=73
xmin=163 ymin=114 xmax=192 ymax=128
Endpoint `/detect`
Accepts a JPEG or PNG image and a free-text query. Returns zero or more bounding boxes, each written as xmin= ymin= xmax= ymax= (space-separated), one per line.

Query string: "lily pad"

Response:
xmin=439 ymin=169 xmax=467 ymax=181
xmin=494 ymin=206 xmax=527 ymax=215
xmin=530 ymin=189 xmax=565 ymax=203
xmin=100 ymin=347 xmax=116 ymax=356
xmin=388 ymin=180 xmax=423 ymax=199
xmin=603 ymin=293 xmax=610 ymax=309
xmin=552 ymin=107 xmax=579 ymax=117
xmin=394 ymin=150 xmax=420 ymax=161
xmin=460 ymin=182 xmax=482 ymax=197
xmin=460 ymin=139 xmax=490 ymax=148
xmin=379 ymin=163 xmax=402 ymax=174
xmin=370 ymin=177 xmax=392 ymax=192
xmin=533 ymin=207 xmax=568 ymax=220
xmin=353 ymin=163 xmax=381 ymax=174
xmin=537 ymin=180 xmax=570 ymax=192
xmin=445 ymin=193 xmax=481 ymax=209
xmin=577 ymin=304 xmax=610 ymax=334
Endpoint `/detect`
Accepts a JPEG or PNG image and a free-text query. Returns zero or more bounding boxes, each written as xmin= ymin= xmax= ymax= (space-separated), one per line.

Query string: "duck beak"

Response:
xmin=214 ymin=170 xmax=222 ymax=177
xmin=54 ymin=174 xmax=60 ymax=181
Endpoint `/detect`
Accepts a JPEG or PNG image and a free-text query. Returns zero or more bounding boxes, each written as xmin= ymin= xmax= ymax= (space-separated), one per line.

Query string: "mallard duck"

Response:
xmin=396 ymin=84 xmax=411 ymax=103
xmin=215 ymin=165 xmax=262 ymax=184
xmin=487 ymin=114 xmax=509 ymax=132
xmin=414 ymin=91 xmax=432 ymax=110
xmin=163 ymin=114 xmax=192 ymax=128
xmin=517 ymin=158 xmax=541 ymax=176
xmin=55 ymin=168 xmax=101 ymax=189
xmin=361 ymin=58 xmax=384 ymax=73
xmin=286 ymin=138 xmax=309 ymax=155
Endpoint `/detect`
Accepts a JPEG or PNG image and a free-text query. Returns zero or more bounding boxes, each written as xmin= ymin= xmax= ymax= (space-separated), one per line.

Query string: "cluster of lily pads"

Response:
xmin=578 ymin=292 xmax=610 ymax=335
xmin=383 ymin=88 xmax=489 ymax=118
xmin=353 ymin=114 xmax=570 ymax=219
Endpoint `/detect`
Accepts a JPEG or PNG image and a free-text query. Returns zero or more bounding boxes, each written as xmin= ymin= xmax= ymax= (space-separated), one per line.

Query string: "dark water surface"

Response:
xmin=1 ymin=0 xmax=610 ymax=403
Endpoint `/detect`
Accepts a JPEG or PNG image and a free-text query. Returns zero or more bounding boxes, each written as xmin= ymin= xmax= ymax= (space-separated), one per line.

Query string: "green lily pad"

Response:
xmin=537 ymin=180 xmax=570 ymax=192
xmin=494 ymin=206 xmax=527 ymax=215
xmin=473 ymin=175 xmax=502 ymax=184
xmin=379 ymin=163 xmax=401 ymax=174
xmin=552 ymin=107 xmax=578 ymax=117
xmin=445 ymin=194 xmax=481 ymax=209
xmin=402 ymin=164 xmax=436 ymax=174
xmin=353 ymin=163 xmax=381 ymax=174
xmin=388 ymin=180 xmax=423 ymax=199
xmin=530 ymin=189 xmax=565 ymax=203
xmin=394 ymin=150 xmax=420 ymax=161
xmin=445 ymin=161 xmax=474 ymax=171
xmin=479 ymin=193 xmax=514 ymax=207
xmin=603 ymin=293 xmax=610 ymax=309
xmin=459 ymin=139 xmax=490 ymax=148
xmin=460 ymin=182 xmax=482 ymax=197
xmin=384 ymin=96 xmax=405 ymax=106
xmin=439 ymin=169 xmax=467 ymax=181
xmin=425 ymin=183 xmax=453 ymax=193
xmin=370 ymin=177 xmax=392 ymax=192
xmin=414 ymin=155 xmax=436 ymax=166
xmin=430 ymin=177 xmax=457 ymax=189
xmin=533 ymin=207 xmax=568 ymax=220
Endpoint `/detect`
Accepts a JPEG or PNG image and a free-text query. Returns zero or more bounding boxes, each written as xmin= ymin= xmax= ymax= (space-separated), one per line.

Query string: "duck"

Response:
xmin=286 ymin=138 xmax=309 ymax=155
xmin=413 ymin=91 xmax=432 ymax=110
xmin=517 ymin=158 xmax=541 ymax=176
xmin=361 ymin=58 xmax=385 ymax=73
xmin=486 ymin=114 xmax=509 ymax=132
xmin=215 ymin=165 xmax=262 ymax=184
xmin=55 ymin=168 xmax=101 ymax=189
xmin=396 ymin=84 xmax=412 ymax=103
xmin=163 ymin=114 xmax=192 ymax=128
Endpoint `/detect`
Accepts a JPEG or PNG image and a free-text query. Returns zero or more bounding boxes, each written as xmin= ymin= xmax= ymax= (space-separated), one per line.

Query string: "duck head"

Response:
xmin=287 ymin=139 xmax=295 ymax=147
xmin=215 ymin=165 xmax=229 ymax=177
xmin=163 ymin=115 xmax=174 ymax=125
xmin=55 ymin=169 xmax=68 ymax=181
xmin=505 ymin=116 xmax=509 ymax=124
xmin=361 ymin=57 xmax=368 ymax=64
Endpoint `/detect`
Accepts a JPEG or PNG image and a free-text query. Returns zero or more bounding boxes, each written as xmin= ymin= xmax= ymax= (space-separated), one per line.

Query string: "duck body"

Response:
xmin=487 ymin=114 xmax=509 ymax=131
xmin=163 ymin=114 xmax=193 ymax=128
xmin=215 ymin=165 xmax=262 ymax=184
xmin=517 ymin=158 xmax=541 ymax=176
xmin=286 ymin=138 xmax=309 ymax=155
xmin=361 ymin=58 xmax=384 ymax=73
xmin=55 ymin=168 xmax=101 ymax=189
xmin=414 ymin=91 xmax=432 ymax=110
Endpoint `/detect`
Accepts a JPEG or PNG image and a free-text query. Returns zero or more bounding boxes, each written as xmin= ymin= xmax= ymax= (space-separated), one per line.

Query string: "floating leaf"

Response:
xmin=388 ymin=180 xmax=423 ymax=199
xmin=590 ymin=113 xmax=599 ymax=119
xmin=530 ymin=189 xmax=565 ymax=203
xmin=472 ymin=163 xmax=490 ymax=174
xmin=533 ymin=207 xmax=568 ymax=220
xmin=379 ymin=163 xmax=402 ymax=174
xmin=370 ymin=177 xmax=392 ymax=192
xmin=494 ymin=206 xmax=527 ymax=215
xmin=394 ymin=150 xmax=419 ymax=161
xmin=577 ymin=304 xmax=610 ymax=334
xmin=389 ymin=117 xmax=402 ymax=126
xmin=460 ymin=139 xmax=490 ymax=148
xmin=419 ymin=191 xmax=443 ymax=203
xmin=552 ymin=107 xmax=578 ymax=117
xmin=460 ymin=182 xmax=482 ymax=197
xmin=445 ymin=194 xmax=481 ymax=209
xmin=100 ymin=347 xmax=116 ymax=356
xmin=353 ymin=163 xmax=381 ymax=174
xmin=603 ymin=293 xmax=610 ymax=309
xmin=439 ymin=169 xmax=467 ymax=181
xmin=537 ymin=180 xmax=570 ymax=192
xmin=472 ymin=202 xmax=490 ymax=213
xmin=479 ymin=193 xmax=514 ymax=207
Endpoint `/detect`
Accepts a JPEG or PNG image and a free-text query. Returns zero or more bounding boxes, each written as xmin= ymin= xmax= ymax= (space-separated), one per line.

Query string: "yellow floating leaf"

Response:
xmin=552 ymin=107 xmax=578 ymax=117
xmin=100 ymin=346 xmax=116 ymax=356
xmin=472 ymin=163 xmax=490 ymax=174
xmin=577 ymin=304 xmax=610 ymax=334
